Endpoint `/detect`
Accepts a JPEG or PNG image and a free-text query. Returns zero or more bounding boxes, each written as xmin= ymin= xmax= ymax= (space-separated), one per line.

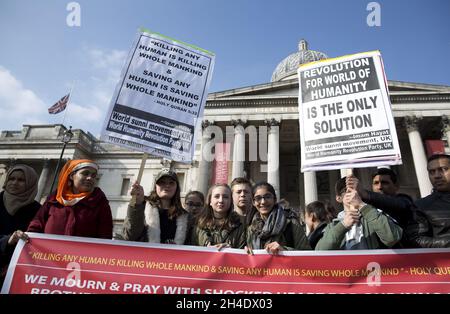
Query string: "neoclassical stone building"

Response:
xmin=1 ymin=40 xmax=450 ymax=232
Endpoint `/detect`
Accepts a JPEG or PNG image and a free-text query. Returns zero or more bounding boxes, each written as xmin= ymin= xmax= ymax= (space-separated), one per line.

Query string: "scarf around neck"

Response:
xmin=251 ymin=205 xmax=287 ymax=249
xmin=337 ymin=210 xmax=364 ymax=249
xmin=56 ymin=159 xmax=98 ymax=206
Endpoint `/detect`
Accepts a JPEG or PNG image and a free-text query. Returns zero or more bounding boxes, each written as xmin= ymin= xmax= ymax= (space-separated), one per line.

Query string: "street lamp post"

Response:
xmin=49 ymin=126 xmax=74 ymax=195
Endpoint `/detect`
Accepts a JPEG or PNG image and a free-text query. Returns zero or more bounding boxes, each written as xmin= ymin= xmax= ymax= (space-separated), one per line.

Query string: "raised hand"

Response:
xmin=130 ymin=181 xmax=145 ymax=205
xmin=346 ymin=175 xmax=368 ymax=199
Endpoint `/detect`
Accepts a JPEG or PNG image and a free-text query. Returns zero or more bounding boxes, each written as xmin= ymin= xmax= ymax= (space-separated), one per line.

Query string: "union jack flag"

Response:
xmin=48 ymin=94 xmax=70 ymax=114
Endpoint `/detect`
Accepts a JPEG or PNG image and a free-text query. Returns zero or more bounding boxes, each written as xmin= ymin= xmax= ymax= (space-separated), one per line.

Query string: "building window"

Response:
xmin=121 ymin=178 xmax=131 ymax=196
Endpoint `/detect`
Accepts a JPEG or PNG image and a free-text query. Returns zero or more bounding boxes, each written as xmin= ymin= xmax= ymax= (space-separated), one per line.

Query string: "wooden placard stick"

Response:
xmin=340 ymin=168 xmax=353 ymax=178
xmin=130 ymin=153 xmax=148 ymax=207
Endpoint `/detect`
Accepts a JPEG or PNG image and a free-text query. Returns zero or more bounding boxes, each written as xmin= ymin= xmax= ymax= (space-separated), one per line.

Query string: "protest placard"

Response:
xmin=2 ymin=234 xmax=450 ymax=294
xmin=298 ymin=51 xmax=401 ymax=172
xmin=100 ymin=28 xmax=215 ymax=163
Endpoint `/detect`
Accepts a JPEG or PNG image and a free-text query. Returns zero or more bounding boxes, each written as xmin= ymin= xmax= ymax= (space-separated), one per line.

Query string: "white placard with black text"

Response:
xmin=101 ymin=28 xmax=215 ymax=163
xmin=298 ymin=51 xmax=401 ymax=172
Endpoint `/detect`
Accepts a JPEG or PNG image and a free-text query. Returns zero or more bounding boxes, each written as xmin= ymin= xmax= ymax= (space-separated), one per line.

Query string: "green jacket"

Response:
xmin=246 ymin=207 xmax=311 ymax=250
xmin=315 ymin=204 xmax=403 ymax=250
xmin=192 ymin=221 xmax=246 ymax=249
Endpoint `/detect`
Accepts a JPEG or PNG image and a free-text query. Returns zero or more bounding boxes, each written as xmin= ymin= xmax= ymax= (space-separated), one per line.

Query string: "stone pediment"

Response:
xmin=207 ymin=78 xmax=450 ymax=102
xmin=208 ymin=78 xmax=299 ymax=100
xmin=387 ymin=80 xmax=450 ymax=92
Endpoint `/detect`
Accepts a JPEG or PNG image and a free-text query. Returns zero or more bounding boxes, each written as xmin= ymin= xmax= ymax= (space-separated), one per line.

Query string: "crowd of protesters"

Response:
xmin=1 ymin=154 xmax=450 ymax=286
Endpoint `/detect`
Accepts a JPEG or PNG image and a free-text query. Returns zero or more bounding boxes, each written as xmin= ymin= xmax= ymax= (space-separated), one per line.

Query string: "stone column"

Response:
xmin=328 ymin=170 xmax=340 ymax=200
xmin=36 ymin=159 xmax=50 ymax=201
xmin=442 ymin=115 xmax=450 ymax=148
xmin=405 ymin=116 xmax=433 ymax=197
xmin=304 ymin=171 xmax=317 ymax=206
xmin=265 ymin=118 xmax=281 ymax=198
xmin=231 ymin=119 xmax=246 ymax=180
xmin=197 ymin=120 xmax=213 ymax=195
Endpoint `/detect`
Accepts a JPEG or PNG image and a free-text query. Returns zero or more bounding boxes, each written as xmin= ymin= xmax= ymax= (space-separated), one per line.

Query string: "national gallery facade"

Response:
xmin=1 ymin=40 xmax=450 ymax=232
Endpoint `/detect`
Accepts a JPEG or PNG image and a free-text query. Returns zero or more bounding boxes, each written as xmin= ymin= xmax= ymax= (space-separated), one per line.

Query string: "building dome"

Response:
xmin=271 ymin=39 xmax=328 ymax=82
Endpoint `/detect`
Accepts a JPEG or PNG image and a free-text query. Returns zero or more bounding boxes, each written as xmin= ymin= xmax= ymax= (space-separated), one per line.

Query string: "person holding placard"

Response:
xmin=346 ymin=168 xmax=414 ymax=230
xmin=315 ymin=177 xmax=402 ymax=250
xmin=345 ymin=168 xmax=414 ymax=247
xmin=121 ymin=169 xmax=189 ymax=244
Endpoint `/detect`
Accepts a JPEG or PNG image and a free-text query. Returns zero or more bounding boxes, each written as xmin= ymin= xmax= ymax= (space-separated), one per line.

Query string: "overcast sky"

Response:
xmin=0 ymin=0 xmax=449 ymax=136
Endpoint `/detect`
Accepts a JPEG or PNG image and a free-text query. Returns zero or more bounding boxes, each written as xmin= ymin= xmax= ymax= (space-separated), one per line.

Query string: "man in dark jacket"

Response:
xmin=315 ymin=177 xmax=402 ymax=250
xmin=407 ymin=154 xmax=450 ymax=248
xmin=346 ymin=168 xmax=414 ymax=228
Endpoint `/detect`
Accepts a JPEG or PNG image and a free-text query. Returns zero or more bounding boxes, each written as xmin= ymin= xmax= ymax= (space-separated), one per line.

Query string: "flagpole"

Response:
xmin=61 ymin=80 xmax=76 ymax=128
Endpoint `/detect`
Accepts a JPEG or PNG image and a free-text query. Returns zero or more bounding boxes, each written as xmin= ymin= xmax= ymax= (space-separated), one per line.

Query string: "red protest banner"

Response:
xmin=212 ymin=143 xmax=231 ymax=184
xmin=2 ymin=233 xmax=449 ymax=294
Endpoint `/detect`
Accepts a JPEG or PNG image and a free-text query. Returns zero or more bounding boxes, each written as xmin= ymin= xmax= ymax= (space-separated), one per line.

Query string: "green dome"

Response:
xmin=271 ymin=39 xmax=328 ymax=82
